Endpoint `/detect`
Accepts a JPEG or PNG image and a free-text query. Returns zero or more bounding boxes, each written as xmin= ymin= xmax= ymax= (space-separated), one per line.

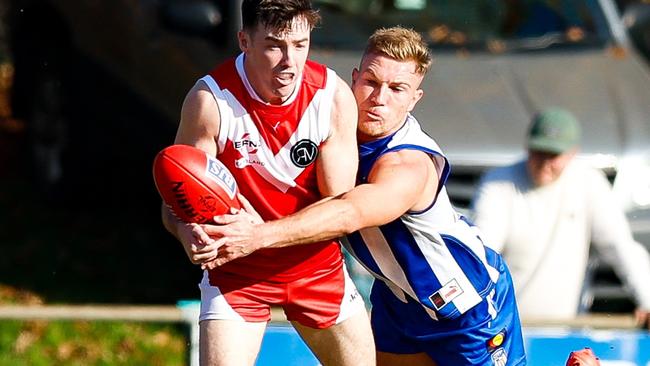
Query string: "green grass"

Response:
xmin=0 ymin=320 xmax=187 ymax=365
xmin=0 ymin=66 xmax=195 ymax=365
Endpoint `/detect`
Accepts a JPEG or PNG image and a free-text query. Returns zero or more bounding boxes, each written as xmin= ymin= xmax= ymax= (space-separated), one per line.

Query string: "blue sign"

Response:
xmin=256 ymin=325 xmax=650 ymax=366
xmin=523 ymin=327 xmax=650 ymax=366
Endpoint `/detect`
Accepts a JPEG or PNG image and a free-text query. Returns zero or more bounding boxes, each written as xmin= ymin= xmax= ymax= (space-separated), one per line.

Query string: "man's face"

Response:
xmin=352 ymin=53 xmax=424 ymax=142
xmin=238 ymin=17 xmax=311 ymax=105
xmin=526 ymin=149 xmax=576 ymax=186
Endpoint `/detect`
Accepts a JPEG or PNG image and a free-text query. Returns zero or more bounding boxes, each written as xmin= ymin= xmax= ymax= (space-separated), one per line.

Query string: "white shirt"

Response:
xmin=471 ymin=159 xmax=650 ymax=319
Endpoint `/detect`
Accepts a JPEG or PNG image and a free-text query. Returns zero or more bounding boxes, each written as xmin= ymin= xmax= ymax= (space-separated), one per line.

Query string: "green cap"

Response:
xmin=527 ymin=107 xmax=581 ymax=153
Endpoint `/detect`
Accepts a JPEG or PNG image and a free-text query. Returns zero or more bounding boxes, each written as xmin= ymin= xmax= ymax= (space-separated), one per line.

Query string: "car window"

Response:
xmin=312 ymin=0 xmax=611 ymax=52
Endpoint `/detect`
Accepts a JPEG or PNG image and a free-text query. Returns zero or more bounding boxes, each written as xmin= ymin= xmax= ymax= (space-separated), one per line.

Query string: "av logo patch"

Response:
xmin=205 ymin=156 xmax=237 ymax=199
xmin=290 ymin=139 xmax=318 ymax=168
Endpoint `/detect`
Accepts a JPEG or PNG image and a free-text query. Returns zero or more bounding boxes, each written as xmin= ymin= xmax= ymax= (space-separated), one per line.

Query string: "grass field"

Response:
xmin=0 ymin=285 xmax=188 ymax=365
xmin=0 ymin=320 xmax=187 ymax=366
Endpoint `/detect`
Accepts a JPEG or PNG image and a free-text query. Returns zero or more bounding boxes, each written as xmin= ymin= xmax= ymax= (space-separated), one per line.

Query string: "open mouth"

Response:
xmin=274 ymin=72 xmax=295 ymax=86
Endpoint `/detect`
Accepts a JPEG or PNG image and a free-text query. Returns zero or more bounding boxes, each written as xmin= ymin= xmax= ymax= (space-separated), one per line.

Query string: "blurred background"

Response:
xmin=2 ymin=0 xmax=650 ymax=364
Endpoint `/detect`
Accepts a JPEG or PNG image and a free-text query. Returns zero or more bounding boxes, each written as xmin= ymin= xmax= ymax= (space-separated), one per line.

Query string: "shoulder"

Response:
xmin=372 ymin=148 xmax=434 ymax=179
xmin=565 ymin=160 xmax=610 ymax=188
xmin=390 ymin=115 xmax=442 ymax=153
xmin=184 ymin=81 xmax=215 ymax=105
xmin=332 ymin=74 xmax=355 ymax=104
xmin=181 ymin=82 xmax=219 ymax=123
xmin=326 ymin=74 xmax=357 ymax=136
xmin=378 ymin=147 xmax=431 ymax=164
xmin=568 ymin=159 xmax=603 ymax=175
xmin=183 ymin=81 xmax=218 ymax=112
xmin=175 ymin=81 xmax=220 ymax=153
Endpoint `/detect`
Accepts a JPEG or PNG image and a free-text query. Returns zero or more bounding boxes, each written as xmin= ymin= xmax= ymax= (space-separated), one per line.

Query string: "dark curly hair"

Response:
xmin=241 ymin=0 xmax=321 ymax=34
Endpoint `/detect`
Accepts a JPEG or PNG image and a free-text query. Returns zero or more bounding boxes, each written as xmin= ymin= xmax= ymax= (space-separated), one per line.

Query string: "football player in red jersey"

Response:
xmin=160 ymin=1 xmax=374 ymax=365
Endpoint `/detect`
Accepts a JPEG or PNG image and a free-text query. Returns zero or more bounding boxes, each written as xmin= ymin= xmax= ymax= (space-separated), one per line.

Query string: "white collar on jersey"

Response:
xmin=236 ymin=53 xmax=302 ymax=106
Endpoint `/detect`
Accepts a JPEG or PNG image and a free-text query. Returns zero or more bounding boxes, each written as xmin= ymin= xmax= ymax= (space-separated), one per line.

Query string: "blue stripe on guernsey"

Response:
xmin=441 ymin=234 xmax=495 ymax=300
xmin=342 ymin=232 xmax=383 ymax=276
xmin=377 ymin=220 xmax=448 ymax=312
xmin=482 ymin=241 xmax=503 ymax=272
xmin=358 ymin=135 xmax=390 ymax=183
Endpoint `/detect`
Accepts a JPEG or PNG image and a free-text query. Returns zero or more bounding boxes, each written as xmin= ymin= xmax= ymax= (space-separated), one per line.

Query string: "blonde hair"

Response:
xmin=364 ymin=27 xmax=432 ymax=75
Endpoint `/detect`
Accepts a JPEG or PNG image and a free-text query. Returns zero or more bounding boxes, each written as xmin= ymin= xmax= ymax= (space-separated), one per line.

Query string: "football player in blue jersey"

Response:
xmin=194 ymin=26 xmax=527 ymax=366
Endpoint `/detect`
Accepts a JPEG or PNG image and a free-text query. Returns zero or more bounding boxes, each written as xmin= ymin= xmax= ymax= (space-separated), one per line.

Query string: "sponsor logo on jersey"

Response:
xmin=234 ymin=133 xmax=260 ymax=154
xmin=205 ymin=156 xmax=237 ymax=199
xmin=487 ymin=330 xmax=506 ymax=350
xmin=290 ymin=139 xmax=318 ymax=168
xmin=272 ymin=120 xmax=284 ymax=131
xmin=235 ymin=157 xmax=266 ymax=169
xmin=429 ymin=278 xmax=464 ymax=311
xmin=490 ymin=348 xmax=508 ymax=366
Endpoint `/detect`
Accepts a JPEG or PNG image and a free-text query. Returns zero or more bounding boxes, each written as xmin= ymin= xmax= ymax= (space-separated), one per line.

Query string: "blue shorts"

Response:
xmin=370 ymin=257 xmax=526 ymax=365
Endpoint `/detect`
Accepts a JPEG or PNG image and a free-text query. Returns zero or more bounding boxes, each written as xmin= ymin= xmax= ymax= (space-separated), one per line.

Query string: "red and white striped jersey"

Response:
xmin=200 ymin=53 xmax=343 ymax=282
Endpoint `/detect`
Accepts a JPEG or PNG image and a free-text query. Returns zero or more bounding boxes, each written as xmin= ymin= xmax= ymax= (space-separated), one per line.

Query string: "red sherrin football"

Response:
xmin=153 ymin=144 xmax=241 ymax=223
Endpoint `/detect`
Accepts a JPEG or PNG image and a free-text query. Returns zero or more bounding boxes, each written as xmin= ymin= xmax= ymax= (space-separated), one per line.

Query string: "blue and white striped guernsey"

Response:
xmin=342 ymin=114 xmax=501 ymax=321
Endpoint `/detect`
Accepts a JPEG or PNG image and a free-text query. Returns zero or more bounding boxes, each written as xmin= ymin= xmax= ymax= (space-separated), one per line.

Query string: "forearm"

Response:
xmin=161 ymin=203 xmax=182 ymax=240
xmin=604 ymin=239 xmax=650 ymax=309
xmin=258 ymin=197 xmax=361 ymax=249
xmin=591 ymin=182 xmax=650 ymax=309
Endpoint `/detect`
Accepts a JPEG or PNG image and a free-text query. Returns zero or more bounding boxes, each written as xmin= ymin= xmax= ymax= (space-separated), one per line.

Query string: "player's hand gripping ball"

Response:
xmin=153 ymin=144 xmax=241 ymax=223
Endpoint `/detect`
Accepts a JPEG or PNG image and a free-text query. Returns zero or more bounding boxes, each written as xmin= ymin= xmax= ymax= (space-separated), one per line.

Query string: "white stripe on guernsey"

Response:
xmin=388 ymin=115 xmax=443 ymax=152
xmin=405 ymin=222 xmax=483 ymax=314
xmin=199 ymin=75 xmax=296 ymax=191
xmin=467 ymin=223 xmax=501 ymax=283
xmin=198 ymin=69 xmax=335 ymax=193
xmin=357 ymin=228 xmax=438 ymax=320
xmin=358 ymin=228 xmax=420 ymax=303
xmin=274 ymin=69 xmax=336 ymax=178
xmin=198 ymin=76 xmax=232 ymax=153
xmin=486 ymin=288 xmax=497 ymax=320
xmin=341 ymin=237 xmax=409 ymax=304
xmin=198 ymin=78 xmax=314 ymax=193
xmin=445 ymin=220 xmax=500 ymax=283
xmin=318 ymin=69 xmax=337 ymax=139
